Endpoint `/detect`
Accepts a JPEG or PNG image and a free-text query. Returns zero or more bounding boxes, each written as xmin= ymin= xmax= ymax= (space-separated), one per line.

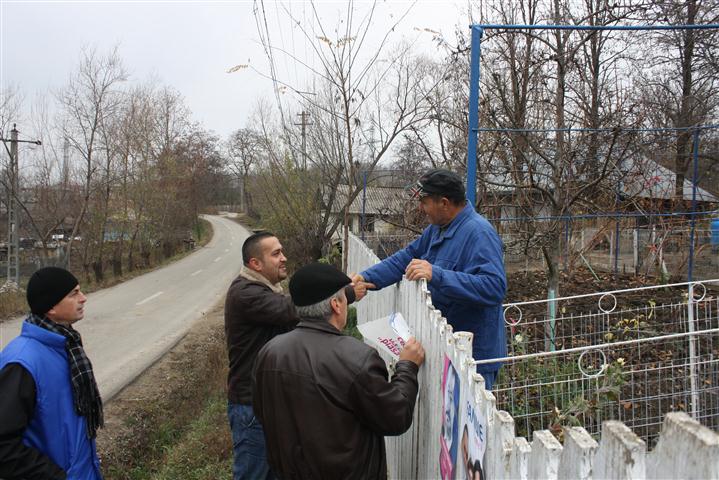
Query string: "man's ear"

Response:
xmin=247 ymin=257 xmax=263 ymax=272
xmin=330 ymin=297 xmax=342 ymax=315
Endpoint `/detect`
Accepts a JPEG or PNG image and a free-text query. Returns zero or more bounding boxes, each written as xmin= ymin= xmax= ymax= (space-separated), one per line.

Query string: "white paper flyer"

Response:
xmin=357 ymin=312 xmax=412 ymax=359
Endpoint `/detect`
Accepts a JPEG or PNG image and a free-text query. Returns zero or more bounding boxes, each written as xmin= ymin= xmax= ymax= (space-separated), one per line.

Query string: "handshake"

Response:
xmin=349 ymin=273 xmax=376 ymax=302
xmin=351 ymin=259 xmax=434 ymax=302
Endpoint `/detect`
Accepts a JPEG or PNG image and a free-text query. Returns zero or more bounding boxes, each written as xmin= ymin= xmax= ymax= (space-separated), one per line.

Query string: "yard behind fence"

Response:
xmin=347 ymin=231 xmax=719 ymax=479
xmin=361 ymin=217 xmax=719 ymax=280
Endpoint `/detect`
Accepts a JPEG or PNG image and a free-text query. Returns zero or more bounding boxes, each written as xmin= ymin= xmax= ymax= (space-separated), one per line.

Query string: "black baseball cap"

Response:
xmin=409 ymin=169 xmax=466 ymax=202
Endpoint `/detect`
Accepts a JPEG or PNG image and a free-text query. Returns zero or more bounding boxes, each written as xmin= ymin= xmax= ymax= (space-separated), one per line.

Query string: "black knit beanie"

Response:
xmin=26 ymin=267 xmax=79 ymax=315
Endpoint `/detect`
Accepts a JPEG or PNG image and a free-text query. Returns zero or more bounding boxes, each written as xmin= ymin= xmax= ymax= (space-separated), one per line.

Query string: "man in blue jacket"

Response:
xmin=0 ymin=267 xmax=103 ymax=479
xmin=353 ymin=169 xmax=507 ymax=389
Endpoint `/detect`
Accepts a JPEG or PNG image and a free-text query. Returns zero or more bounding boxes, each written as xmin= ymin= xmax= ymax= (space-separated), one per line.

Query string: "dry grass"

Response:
xmin=0 ymin=289 xmax=26 ymax=319
xmin=97 ymin=302 xmax=232 ymax=479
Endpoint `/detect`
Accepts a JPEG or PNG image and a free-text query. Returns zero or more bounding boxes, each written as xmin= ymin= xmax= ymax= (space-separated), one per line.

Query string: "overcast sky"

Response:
xmin=1 ymin=1 xmax=469 ymax=140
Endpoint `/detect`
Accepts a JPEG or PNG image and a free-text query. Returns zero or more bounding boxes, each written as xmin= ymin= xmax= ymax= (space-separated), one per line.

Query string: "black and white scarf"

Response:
xmin=27 ymin=313 xmax=104 ymax=438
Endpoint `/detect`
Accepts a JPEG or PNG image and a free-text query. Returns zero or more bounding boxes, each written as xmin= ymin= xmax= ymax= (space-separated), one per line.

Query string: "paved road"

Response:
xmin=0 ymin=214 xmax=250 ymax=400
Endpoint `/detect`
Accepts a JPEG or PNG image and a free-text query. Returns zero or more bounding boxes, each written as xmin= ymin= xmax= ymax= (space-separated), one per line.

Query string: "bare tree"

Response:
xmin=56 ymin=46 xmax=128 ymax=275
xmin=251 ymin=1 xmax=442 ymax=267
xmin=429 ymin=0 xmax=645 ymax=307
xmin=227 ymin=127 xmax=264 ymax=213
xmin=637 ymin=0 xmax=719 ymax=199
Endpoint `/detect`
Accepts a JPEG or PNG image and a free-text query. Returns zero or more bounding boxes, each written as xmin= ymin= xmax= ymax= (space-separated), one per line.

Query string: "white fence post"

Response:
xmin=485 ymin=410 xmax=515 ymax=479
xmin=647 ymin=412 xmax=719 ymax=480
xmin=509 ymin=437 xmax=531 ymax=480
xmin=593 ymin=421 xmax=646 ymax=479
xmin=528 ymin=430 xmax=562 ymax=480
xmin=557 ymin=427 xmax=598 ymax=480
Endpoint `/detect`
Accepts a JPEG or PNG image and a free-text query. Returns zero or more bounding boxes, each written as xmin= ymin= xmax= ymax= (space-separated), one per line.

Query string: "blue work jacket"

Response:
xmin=361 ymin=203 xmax=507 ymax=373
xmin=0 ymin=321 xmax=103 ymax=479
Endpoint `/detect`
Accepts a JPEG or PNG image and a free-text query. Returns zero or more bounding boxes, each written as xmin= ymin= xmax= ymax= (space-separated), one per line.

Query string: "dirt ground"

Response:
xmin=96 ymin=300 xmax=231 ymax=478
xmin=507 ymin=267 xmax=718 ymax=309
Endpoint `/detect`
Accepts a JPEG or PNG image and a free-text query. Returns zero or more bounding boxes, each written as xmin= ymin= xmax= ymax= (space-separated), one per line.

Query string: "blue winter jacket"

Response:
xmin=361 ymin=203 xmax=507 ymax=373
xmin=0 ymin=321 xmax=103 ymax=479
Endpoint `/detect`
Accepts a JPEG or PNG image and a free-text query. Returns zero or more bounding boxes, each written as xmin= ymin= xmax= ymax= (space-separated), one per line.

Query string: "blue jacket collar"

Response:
xmin=21 ymin=319 xmax=67 ymax=352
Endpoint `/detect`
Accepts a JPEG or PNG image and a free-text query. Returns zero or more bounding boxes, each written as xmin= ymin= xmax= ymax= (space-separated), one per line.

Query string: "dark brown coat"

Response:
xmin=252 ymin=318 xmax=419 ymax=480
xmin=224 ymin=274 xmax=299 ymax=405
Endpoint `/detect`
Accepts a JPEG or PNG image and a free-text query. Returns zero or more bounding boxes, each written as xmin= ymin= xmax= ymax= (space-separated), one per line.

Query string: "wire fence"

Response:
xmin=358 ymin=225 xmax=719 ymax=447
xmin=491 ymin=280 xmax=719 ymax=447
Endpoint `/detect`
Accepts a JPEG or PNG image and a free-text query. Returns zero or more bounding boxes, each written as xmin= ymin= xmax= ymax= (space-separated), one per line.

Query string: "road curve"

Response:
xmin=0 ymin=214 xmax=250 ymax=400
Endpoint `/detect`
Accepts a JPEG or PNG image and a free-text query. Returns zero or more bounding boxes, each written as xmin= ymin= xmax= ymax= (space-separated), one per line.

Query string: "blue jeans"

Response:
xmin=482 ymin=370 xmax=498 ymax=390
xmin=227 ymin=402 xmax=275 ymax=480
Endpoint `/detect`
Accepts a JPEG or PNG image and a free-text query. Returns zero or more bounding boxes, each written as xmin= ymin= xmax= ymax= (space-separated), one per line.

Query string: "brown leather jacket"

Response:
xmin=252 ymin=317 xmax=420 ymax=480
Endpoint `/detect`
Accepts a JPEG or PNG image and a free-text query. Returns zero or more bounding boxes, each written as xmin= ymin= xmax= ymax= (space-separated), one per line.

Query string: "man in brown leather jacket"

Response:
xmin=225 ymin=231 xmax=300 ymax=480
xmin=252 ymin=263 xmax=425 ymax=480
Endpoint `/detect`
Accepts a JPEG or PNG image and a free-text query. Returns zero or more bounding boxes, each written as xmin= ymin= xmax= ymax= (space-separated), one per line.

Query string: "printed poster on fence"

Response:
xmin=439 ymin=355 xmax=460 ymax=480
xmin=356 ymin=312 xmax=411 ymax=359
xmin=458 ymin=398 xmax=486 ymax=480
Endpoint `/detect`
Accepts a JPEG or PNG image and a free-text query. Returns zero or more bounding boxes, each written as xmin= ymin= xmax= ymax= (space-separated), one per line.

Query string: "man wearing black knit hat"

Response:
xmin=0 ymin=267 xmax=103 ymax=480
xmin=252 ymin=263 xmax=425 ymax=480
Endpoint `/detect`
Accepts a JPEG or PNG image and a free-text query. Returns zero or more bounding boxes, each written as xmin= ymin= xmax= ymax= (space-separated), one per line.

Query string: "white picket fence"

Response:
xmin=346 ymin=231 xmax=719 ymax=479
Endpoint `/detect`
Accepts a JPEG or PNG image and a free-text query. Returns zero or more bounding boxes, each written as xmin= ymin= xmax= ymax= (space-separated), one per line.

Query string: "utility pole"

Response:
xmin=360 ymin=124 xmax=378 ymax=240
xmin=1 ymin=124 xmax=41 ymax=287
xmin=62 ymin=137 xmax=70 ymax=185
xmin=294 ymin=111 xmax=312 ymax=169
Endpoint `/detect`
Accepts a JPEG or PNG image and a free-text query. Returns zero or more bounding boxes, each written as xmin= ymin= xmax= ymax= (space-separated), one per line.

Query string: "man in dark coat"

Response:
xmin=224 ymin=231 xmax=300 ymax=480
xmin=252 ymin=263 xmax=425 ymax=480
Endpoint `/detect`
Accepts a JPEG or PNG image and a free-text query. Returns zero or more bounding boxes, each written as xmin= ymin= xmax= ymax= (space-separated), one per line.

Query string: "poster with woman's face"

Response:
xmin=459 ymin=400 xmax=486 ymax=480
xmin=439 ymin=356 xmax=460 ymax=480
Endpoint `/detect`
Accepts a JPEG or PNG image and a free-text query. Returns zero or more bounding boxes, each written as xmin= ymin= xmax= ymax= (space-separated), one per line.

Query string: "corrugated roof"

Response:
xmin=483 ymin=156 xmax=718 ymax=202
xmin=620 ymin=158 xmax=718 ymax=202
xmin=330 ymin=185 xmax=408 ymax=215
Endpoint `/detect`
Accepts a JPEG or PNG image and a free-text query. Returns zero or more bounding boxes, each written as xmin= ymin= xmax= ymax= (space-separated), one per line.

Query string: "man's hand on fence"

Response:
xmin=399 ymin=337 xmax=425 ymax=367
xmin=405 ymin=259 xmax=432 ymax=282
xmin=350 ymin=274 xmax=375 ymax=301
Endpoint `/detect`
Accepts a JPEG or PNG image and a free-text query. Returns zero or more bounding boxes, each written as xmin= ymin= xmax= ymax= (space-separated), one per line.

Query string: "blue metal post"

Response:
xmin=361 ymin=171 xmax=367 ymax=241
xmin=466 ymin=26 xmax=483 ymax=208
xmin=688 ymin=129 xmax=700 ymax=282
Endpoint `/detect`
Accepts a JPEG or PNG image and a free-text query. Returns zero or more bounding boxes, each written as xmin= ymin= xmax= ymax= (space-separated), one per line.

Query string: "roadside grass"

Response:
xmin=99 ymin=310 xmax=232 ymax=480
xmin=0 ymin=289 xmax=26 ymax=319
xmin=146 ymin=394 xmax=232 ymax=480
xmin=0 ymin=217 xmax=213 ymax=321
